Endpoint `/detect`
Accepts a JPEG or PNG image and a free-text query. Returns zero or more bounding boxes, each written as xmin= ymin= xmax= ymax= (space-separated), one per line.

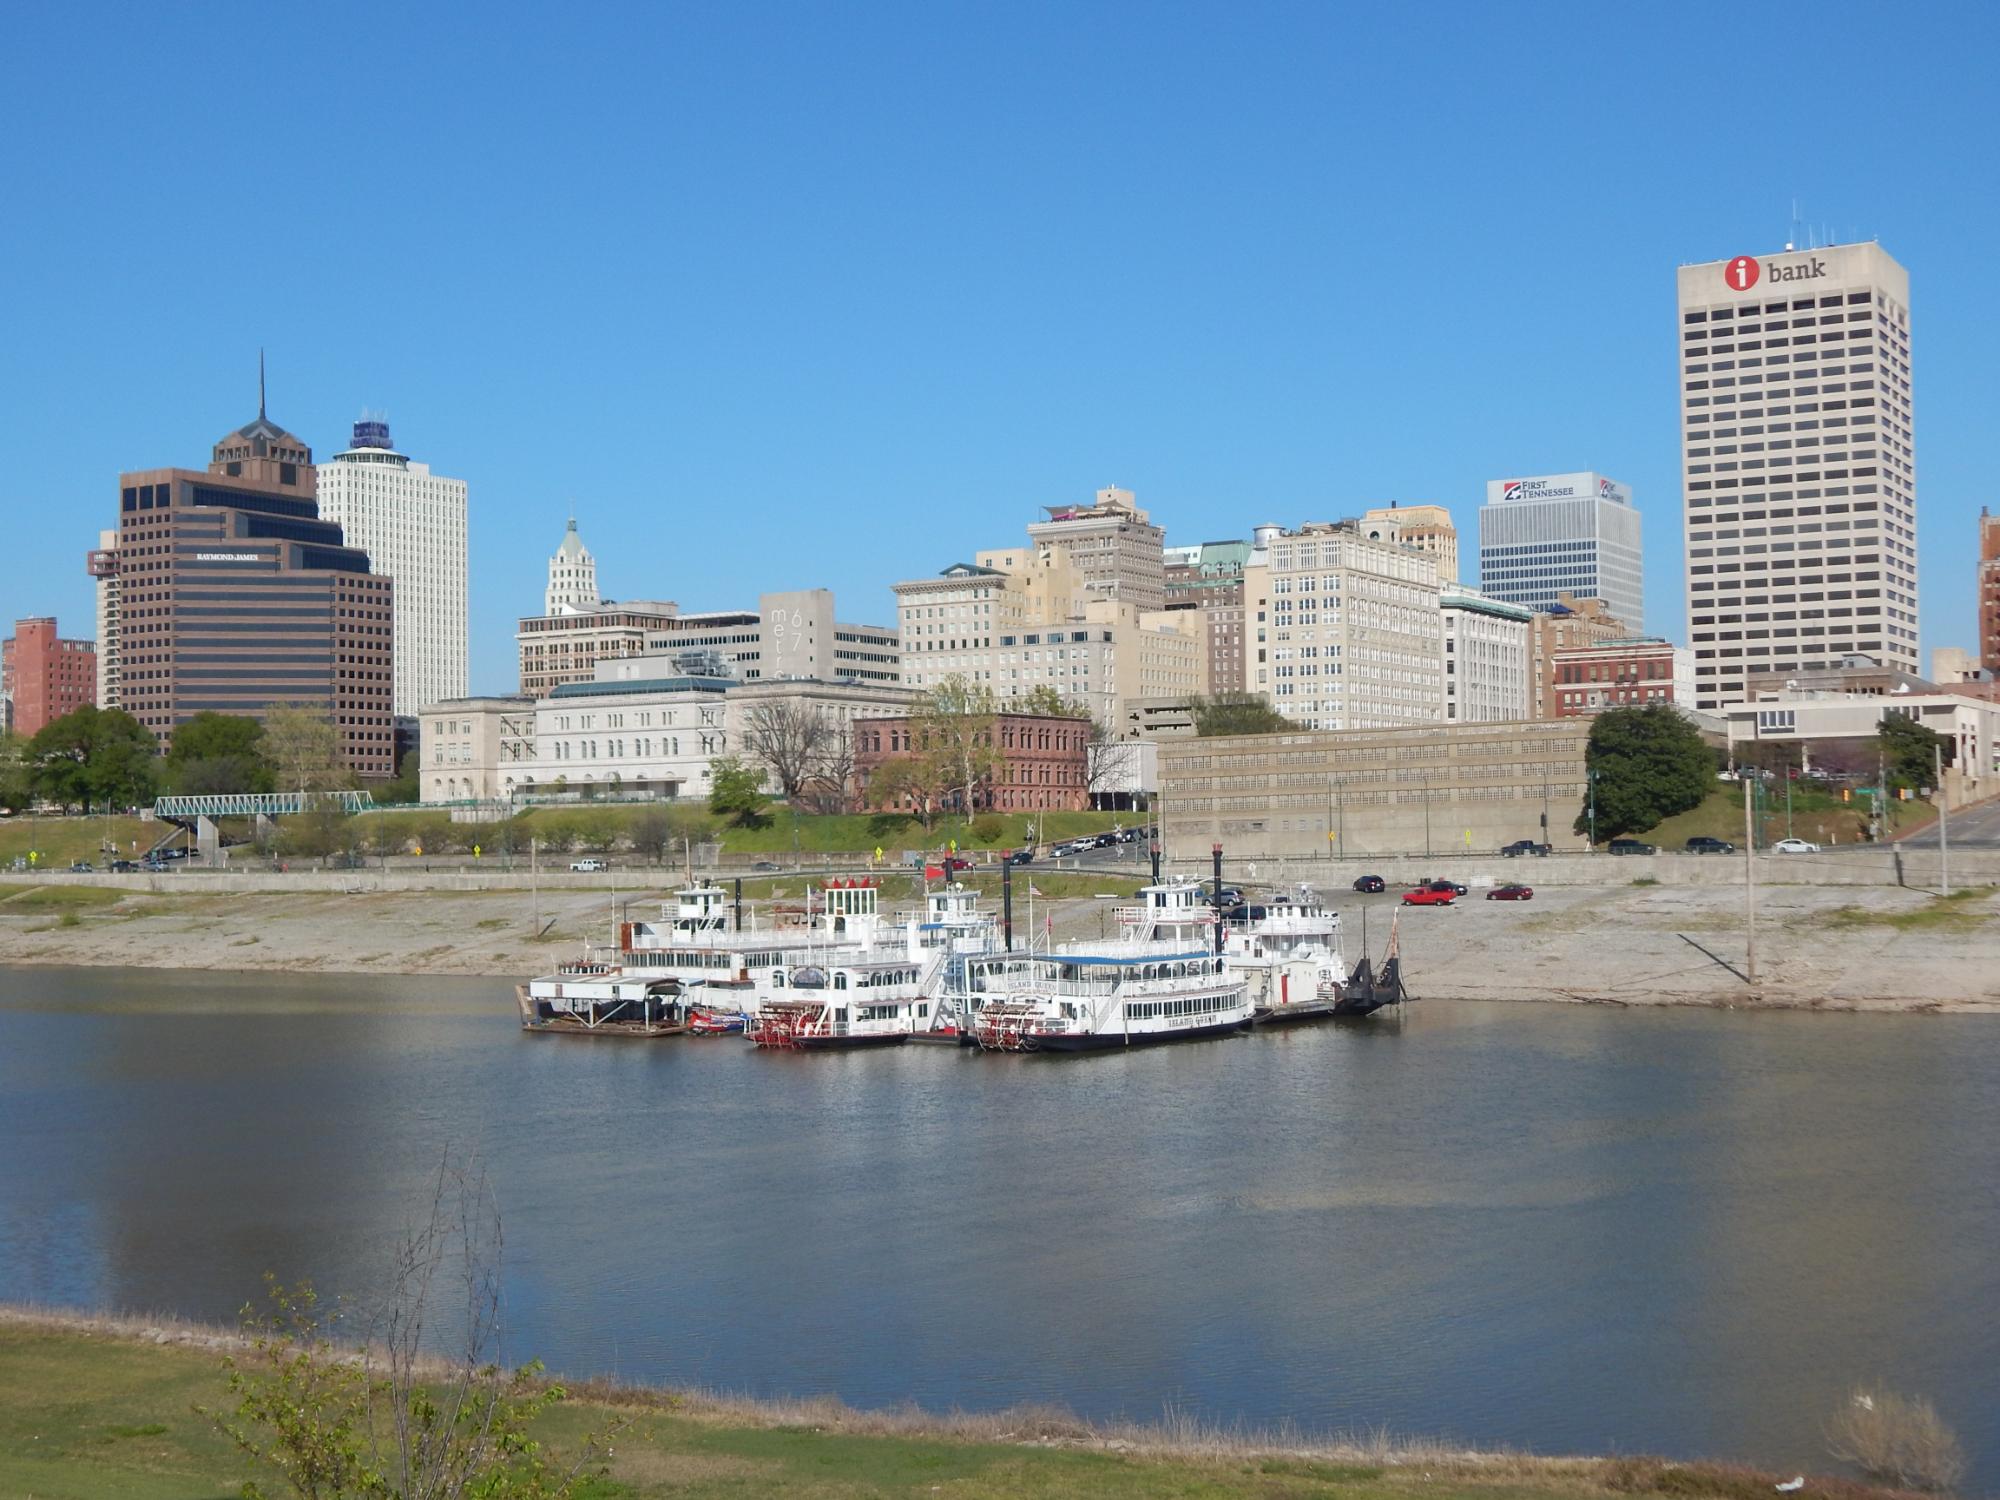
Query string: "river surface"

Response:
xmin=3 ymin=965 xmax=1997 ymax=1480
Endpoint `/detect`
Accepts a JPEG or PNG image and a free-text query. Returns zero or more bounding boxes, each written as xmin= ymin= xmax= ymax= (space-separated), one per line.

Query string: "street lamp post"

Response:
xmin=1587 ymin=769 xmax=1598 ymax=849
xmin=1422 ymin=773 xmax=1433 ymax=858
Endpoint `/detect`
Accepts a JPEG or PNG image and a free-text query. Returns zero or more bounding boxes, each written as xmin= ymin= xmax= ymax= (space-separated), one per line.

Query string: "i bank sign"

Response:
xmin=1724 ymin=253 xmax=1828 ymax=292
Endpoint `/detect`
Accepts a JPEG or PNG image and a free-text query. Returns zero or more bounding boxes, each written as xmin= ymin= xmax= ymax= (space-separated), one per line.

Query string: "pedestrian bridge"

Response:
xmin=153 ymin=791 xmax=378 ymax=818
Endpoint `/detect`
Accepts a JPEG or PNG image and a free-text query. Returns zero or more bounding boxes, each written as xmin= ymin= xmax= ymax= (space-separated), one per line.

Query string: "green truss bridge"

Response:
xmin=153 ymin=791 xmax=377 ymax=818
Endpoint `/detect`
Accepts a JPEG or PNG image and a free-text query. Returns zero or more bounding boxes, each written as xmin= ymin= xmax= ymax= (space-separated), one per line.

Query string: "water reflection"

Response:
xmin=1 ymin=965 xmax=1995 ymax=1481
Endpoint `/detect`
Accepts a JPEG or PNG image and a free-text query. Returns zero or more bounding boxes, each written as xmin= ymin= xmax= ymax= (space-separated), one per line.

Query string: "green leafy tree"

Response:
xmin=1192 ymin=692 xmax=1289 ymax=737
xmin=261 ymin=703 xmax=351 ymax=793
xmin=1879 ymin=711 xmax=1948 ymax=794
xmin=628 ymin=806 xmax=674 ymax=864
xmin=166 ymin=711 xmax=274 ymax=796
xmin=1017 ymin=684 xmax=1090 ymax=718
xmin=909 ymin=675 xmax=1001 ymax=824
xmin=0 ymin=731 xmax=33 ymax=810
xmin=27 ymin=705 xmax=158 ymax=812
xmin=707 ymin=755 xmax=772 ymax=828
xmin=1576 ymin=704 xmax=1714 ymax=842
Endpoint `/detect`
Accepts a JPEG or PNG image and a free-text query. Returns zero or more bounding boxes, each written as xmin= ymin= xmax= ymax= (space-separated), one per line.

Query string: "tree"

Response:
xmin=1192 ymin=692 xmax=1289 ymax=737
xmin=262 ymin=703 xmax=350 ymax=793
xmin=26 ymin=705 xmax=157 ymax=813
xmin=204 ymin=1152 xmax=618 ymax=1499
xmin=167 ymin=711 xmax=273 ymax=797
xmin=865 ymin=756 xmax=946 ymax=831
xmin=1879 ymin=711 xmax=1948 ymax=794
xmin=908 ymin=676 xmax=1001 ymax=824
xmin=1576 ymin=704 xmax=1714 ymax=842
xmin=738 ymin=699 xmax=835 ymax=802
xmin=628 ymin=806 xmax=675 ymax=864
xmin=0 ymin=732 xmax=34 ymax=811
xmin=1084 ymin=718 xmax=1139 ymax=807
xmin=800 ymin=723 xmax=857 ymax=815
xmin=1018 ymin=684 xmax=1090 ymax=719
xmin=707 ymin=754 xmax=772 ymax=829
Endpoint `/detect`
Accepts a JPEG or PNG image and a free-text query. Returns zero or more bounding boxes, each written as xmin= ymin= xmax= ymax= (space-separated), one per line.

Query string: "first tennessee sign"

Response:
xmin=1723 ymin=253 xmax=1828 ymax=292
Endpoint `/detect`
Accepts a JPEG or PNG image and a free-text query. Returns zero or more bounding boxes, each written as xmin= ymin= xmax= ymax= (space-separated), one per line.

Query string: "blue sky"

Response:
xmin=3 ymin=1 xmax=1994 ymax=695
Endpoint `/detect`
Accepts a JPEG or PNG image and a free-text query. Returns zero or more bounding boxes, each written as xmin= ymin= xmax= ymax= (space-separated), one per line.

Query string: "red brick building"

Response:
xmin=1550 ymin=638 xmax=1693 ymax=717
xmin=2 ymin=618 xmax=97 ymax=736
xmin=855 ymin=712 xmax=1089 ymax=813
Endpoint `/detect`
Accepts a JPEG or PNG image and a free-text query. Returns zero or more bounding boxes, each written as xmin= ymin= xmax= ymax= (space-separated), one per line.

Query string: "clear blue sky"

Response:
xmin=3 ymin=1 xmax=1994 ymax=695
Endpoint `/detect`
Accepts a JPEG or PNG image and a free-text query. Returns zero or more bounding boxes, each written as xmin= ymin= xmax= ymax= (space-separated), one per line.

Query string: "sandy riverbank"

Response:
xmin=1 ymin=880 xmax=1995 ymax=1012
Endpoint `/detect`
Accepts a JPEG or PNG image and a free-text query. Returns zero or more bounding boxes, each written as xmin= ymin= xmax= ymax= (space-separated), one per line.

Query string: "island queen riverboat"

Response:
xmin=969 ymin=878 xmax=1252 ymax=1052
xmin=748 ymin=879 xmax=947 ymax=1051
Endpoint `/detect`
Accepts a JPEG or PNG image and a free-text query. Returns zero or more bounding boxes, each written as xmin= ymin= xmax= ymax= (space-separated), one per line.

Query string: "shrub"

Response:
xmin=969 ymin=814 xmax=1005 ymax=846
xmin=1825 ymin=1384 xmax=1965 ymax=1493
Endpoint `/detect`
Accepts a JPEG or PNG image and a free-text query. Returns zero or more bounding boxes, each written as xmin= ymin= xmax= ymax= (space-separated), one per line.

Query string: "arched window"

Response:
xmin=833 ymin=973 xmax=848 ymax=990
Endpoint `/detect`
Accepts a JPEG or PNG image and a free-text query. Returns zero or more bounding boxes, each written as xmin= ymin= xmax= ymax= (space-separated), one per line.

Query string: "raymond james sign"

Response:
xmin=194 ymin=552 xmax=265 ymax=562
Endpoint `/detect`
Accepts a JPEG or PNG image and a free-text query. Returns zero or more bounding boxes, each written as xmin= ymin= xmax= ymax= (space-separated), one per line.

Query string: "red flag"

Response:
xmin=923 ymin=864 xmax=945 ymax=880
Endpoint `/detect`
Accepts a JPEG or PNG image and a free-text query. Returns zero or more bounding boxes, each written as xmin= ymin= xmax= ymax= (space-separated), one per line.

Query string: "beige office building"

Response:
xmin=1440 ymin=584 xmax=1531 ymax=722
xmin=419 ymin=695 xmax=535 ymax=805
xmin=1160 ymin=718 xmax=1588 ymax=862
xmin=1679 ymin=242 xmax=1916 ymax=709
xmin=1244 ymin=521 xmax=1444 ymax=731
xmin=1025 ymin=486 xmax=1167 ymax=612
xmin=1362 ymin=504 xmax=1458 ymax=584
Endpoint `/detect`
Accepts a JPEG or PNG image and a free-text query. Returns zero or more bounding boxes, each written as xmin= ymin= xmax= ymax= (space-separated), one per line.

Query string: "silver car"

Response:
xmin=1771 ymin=837 xmax=1820 ymax=854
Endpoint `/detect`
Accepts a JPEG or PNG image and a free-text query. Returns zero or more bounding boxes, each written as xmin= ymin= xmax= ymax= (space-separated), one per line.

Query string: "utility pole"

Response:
xmin=1587 ymin=770 xmax=1598 ymax=849
xmin=531 ymin=836 xmax=540 ymax=935
xmin=1743 ymin=775 xmax=1758 ymax=984
xmin=1936 ymin=743 xmax=1950 ymax=897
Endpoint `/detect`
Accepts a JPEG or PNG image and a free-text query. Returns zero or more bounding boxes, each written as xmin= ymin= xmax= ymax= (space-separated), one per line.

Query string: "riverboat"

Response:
xmin=1324 ymin=916 xmax=1409 ymax=1018
xmin=516 ymin=955 xmax=693 ymax=1037
xmin=746 ymin=879 xmax=960 ymax=1049
xmin=1223 ymin=885 xmax=1347 ymax=1024
xmin=969 ymin=879 xmax=1252 ymax=1052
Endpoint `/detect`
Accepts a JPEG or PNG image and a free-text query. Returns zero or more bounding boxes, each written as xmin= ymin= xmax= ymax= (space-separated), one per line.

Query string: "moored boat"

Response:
xmin=969 ymin=879 xmax=1253 ymax=1053
xmin=517 ymin=955 xmax=693 ymax=1037
xmin=1224 ymin=885 xmax=1348 ymax=1025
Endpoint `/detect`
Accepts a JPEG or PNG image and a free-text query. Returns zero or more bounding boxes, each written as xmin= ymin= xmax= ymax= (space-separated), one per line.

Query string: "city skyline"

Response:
xmin=2 ymin=4 xmax=1995 ymax=698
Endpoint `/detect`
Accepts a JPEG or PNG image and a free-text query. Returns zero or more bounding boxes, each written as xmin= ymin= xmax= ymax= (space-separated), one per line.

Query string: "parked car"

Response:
xmin=942 ymin=855 xmax=973 ymax=873
xmin=68 ymin=860 xmax=94 ymax=873
xmin=1422 ymin=878 xmax=1469 ymax=896
xmin=1487 ymin=884 xmax=1535 ymax=901
xmin=109 ymin=859 xmax=139 ymax=873
xmin=1607 ymin=839 xmax=1658 ymax=856
xmin=1352 ymin=874 xmax=1386 ymax=893
xmin=1205 ymin=886 xmax=1245 ymax=910
xmin=569 ymin=858 xmax=610 ymax=872
xmin=1500 ymin=839 xmax=1552 ymax=857
xmin=1401 ymin=886 xmax=1455 ymax=906
xmin=141 ymin=857 xmax=170 ymax=873
xmin=1090 ymin=833 xmax=1119 ymax=849
xmin=751 ymin=860 xmax=781 ymax=871
xmin=1003 ymin=849 xmax=1036 ymax=865
xmin=1684 ymin=836 xmax=1736 ymax=854
xmin=1772 ymin=837 xmax=1821 ymax=854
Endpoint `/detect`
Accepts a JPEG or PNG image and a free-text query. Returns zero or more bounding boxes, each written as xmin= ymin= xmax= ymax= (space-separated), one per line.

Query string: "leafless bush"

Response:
xmin=1826 ymin=1384 xmax=1965 ymax=1494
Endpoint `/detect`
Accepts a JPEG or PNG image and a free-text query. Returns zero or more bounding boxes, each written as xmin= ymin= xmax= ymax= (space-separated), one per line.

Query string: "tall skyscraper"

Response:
xmin=545 ymin=517 xmax=600 ymax=614
xmin=315 ymin=418 xmax=469 ymax=717
xmin=90 ymin=528 xmax=120 ymax=708
xmin=1025 ymin=486 xmax=1167 ymax=612
xmin=1980 ymin=508 xmax=2000 ymax=672
xmin=106 ymin=386 xmax=396 ymax=775
xmin=1479 ymin=472 xmax=1643 ymax=629
xmin=1678 ymin=243 xmax=1915 ymax=709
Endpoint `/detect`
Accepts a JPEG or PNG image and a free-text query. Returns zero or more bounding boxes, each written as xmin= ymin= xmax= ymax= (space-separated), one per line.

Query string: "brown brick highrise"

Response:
xmin=2 ymin=618 xmax=96 ymax=736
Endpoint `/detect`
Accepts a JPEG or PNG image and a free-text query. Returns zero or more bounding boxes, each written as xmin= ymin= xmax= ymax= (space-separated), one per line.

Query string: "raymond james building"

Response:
xmin=1479 ymin=472 xmax=1643 ymax=630
xmin=1678 ymin=241 xmax=1916 ymax=709
xmin=97 ymin=389 xmax=395 ymax=776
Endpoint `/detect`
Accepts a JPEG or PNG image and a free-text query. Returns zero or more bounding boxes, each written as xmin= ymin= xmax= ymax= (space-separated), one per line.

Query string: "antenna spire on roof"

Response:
xmin=258 ymin=348 xmax=267 ymax=420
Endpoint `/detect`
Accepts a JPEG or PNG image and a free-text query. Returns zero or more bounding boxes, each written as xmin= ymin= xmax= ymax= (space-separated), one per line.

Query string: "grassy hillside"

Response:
xmin=0 ymin=813 xmax=154 ymax=867
xmin=1638 ymin=784 xmax=1931 ymax=850
xmin=0 ymin=1315 xmax=1922 ymax=1500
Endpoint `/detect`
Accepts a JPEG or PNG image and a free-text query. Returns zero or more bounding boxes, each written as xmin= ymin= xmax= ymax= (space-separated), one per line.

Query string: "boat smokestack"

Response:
xmin=1149 ymin=839 xmax=1161 ymax=885
xmin=734 ymin=877 xmax=742 ymax=933
xmin=1212 ymin=842 xmax=1225 ymax=955
xmin=1002 ymin=856 xmax=1014 ymax=952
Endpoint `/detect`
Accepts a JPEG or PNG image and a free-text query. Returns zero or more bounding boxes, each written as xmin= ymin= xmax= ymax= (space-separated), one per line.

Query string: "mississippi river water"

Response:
xmin=3 ymin=966 xmax=1997 ymax=1480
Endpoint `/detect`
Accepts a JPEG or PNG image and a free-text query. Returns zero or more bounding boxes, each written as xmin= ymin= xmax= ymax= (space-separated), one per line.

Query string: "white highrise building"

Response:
xmin=1243 ymin=520 xmax=1444 ymax=731
xmin=316 ymin=418 xmax=469 ymax=718
xmin=92 ymin=528 xmax=120 ymax=709
xmin=1479 ymin=472 xmax=1643 ymax=630
xmin=545 ymin=517 xmax=600 ymax=615
xmin=1677 ymin=242 xmax=1916 ymax=710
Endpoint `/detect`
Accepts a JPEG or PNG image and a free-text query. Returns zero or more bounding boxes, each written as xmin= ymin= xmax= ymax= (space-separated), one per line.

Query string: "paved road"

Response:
xmin=1900 ymin=796 xmax=2000 ymax=848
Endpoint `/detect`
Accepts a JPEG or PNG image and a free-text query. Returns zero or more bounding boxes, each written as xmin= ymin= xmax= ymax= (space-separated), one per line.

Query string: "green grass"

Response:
xmin=1638 ymin=786 xmax=1930 ymax=851
xmin=0 ymin=882 xmax=131 ymax=913
xmin=0 ymin=1318 xmax=1903 ymax=1500
xmin=1823 ymin=886 xmax=1996 ymax=933
xmin=0 ymin=814 xmax=155 ymax=867
xmin=708 ymin=809 xmax=1127 ymax=855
